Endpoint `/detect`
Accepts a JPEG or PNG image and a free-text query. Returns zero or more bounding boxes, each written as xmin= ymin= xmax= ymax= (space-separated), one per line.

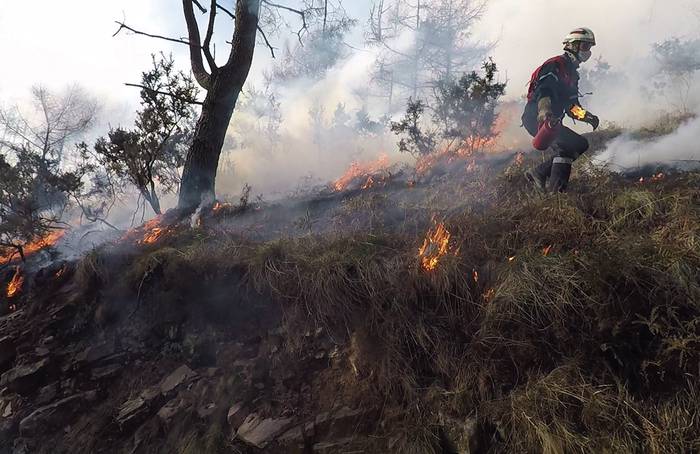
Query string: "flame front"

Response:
xmin=7 ymin=267 xmax=24 ymax=298
xmin=418 ymin=222 xmax=452 ymax=271
xmin=141 ymin=218 xmax=167 ymax=245
xmin=0 ymin=230 xmax=66 ymax=264
xmin=333 ymin=155 xmax=389 ymax=192
xmin=570 ymin=105 xmax=587 ymax=121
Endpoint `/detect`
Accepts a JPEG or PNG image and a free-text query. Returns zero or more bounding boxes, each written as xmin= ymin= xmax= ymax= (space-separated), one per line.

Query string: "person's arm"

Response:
xmin=534 ymin=62 xmax=561 ymax=123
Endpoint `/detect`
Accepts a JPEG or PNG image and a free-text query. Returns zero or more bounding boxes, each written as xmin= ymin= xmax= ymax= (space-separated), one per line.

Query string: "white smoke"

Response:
xmin=593 ymin=115 xmax=700 ymax=170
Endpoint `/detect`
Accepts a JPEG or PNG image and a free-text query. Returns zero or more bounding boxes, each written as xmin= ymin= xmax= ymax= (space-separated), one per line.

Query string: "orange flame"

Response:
xmin=6 ymin=267 xmax=24 ymax=298
xmin=212 ymin=201 xmax=232 ymax=213
xmin=54 ymin=266 xmax=66 ymax=279
xmin=333 ymin=155 xmax=389 ymax=192
xmin=122 ymin=216 xmax=172 ymax=245
xmin=418 ymin=221 xmax=452 ymax=271
xmin=0 ymin=230 xmax=66 ymax=264
xmin=542 ymin=245 xmax=553 ymax=256
xmin=141 ymin=218 xmax=168 ymax=245
xmin=483 ymin=288 xmax=496 ymax=302
xmin=570 ymin=105 xmax=587 ymax=121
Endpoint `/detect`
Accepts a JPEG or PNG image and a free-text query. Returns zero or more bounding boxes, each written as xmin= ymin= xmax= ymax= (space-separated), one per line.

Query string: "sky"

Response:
xmin=2 ymin=1 xmax=697 ymax=111
xmin=1 ymin=0 xmax=698 ymax=198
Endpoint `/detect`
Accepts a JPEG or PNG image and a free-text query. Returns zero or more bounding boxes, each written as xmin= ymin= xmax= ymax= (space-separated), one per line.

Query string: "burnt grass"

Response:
xmin=1 ymin=126 xmax=700 ymax=453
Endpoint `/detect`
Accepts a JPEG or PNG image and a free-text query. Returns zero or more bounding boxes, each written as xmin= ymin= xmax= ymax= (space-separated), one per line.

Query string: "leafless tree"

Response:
xmin=365 ymin=0 xmax=489 ymax=112
xmin=0 ymin=86 xmax=96 ymax=262
xmin=115 ymin=0 xmax=326 ymax=211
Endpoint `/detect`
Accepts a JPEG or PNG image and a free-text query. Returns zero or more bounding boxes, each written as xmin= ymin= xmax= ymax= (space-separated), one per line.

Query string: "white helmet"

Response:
xmin=563 ymin=27 xmax=596 ymax=46
xmin=563 ymin=27 xmax=596 ymax=62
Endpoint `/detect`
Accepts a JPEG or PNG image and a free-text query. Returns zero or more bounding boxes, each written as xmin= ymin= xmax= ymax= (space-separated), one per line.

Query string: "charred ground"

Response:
xmin=0 ymin=124 xmax=699 ymax=453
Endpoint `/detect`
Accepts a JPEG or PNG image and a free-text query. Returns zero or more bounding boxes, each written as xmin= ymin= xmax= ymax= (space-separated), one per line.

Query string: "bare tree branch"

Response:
xmin=202 ymin=0 xmax=218 ymax=72
xmin=216 ymin=1 xmax=234 ymax=18
xmin=182 ymin=0 xmax=212 ymax=89
xmin=113 ymin=21 xmax=190 ymax=46
xmin=124 ymin=83 xmax=204 ymax=105
xmin=192 ymin=0 xmax=207 ymax=13
xmin=262 ymin=0 xmax=307 ymax=42
xmin=257 ymin=25 xmax=276 ymax=58
xmin=216 ymin=2 xmax=275 ymax=59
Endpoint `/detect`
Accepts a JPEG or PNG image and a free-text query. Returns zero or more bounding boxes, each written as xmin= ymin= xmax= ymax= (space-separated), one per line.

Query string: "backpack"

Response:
xmin=526 ymin=55 xmax=574 ymax=102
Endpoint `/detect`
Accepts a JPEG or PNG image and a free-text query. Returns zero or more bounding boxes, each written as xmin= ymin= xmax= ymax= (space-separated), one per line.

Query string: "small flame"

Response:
xmin=333 ymin=155 xmax=389 ymax=192
xmin=472 ymin=270 xmax=479 ymax=283
xmin=54 ymin=266 xmax=66 ymax=280
xmin=6 ymin=267 xmax=24 ymax=298
xmin=212 ymin=201 xmax=232 ymax=213
xmin=122 ymin=216 xmax=172 ymax=245
xmin=418 ymin=221 xmax=452 ymax=271
xmin=483 ymin=288 xmax=496 ymax=302
xmin=542 ymin=245 xmax=553 ymax=256
xmin=508 ymin=256 xmax=516 ymax=262
xmin=570 ymin=105 xmax=587 ymax=121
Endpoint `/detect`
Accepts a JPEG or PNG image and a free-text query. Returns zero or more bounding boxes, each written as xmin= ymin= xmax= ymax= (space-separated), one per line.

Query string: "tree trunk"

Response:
xmin=177 ymin=0 xmax=260 ymax=211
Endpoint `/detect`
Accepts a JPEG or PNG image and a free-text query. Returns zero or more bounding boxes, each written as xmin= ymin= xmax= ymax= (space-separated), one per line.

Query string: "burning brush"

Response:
xmin=6 ymin=266 xmax=24 ymax=299
xmin=332 ymin=155 xmax=391 ymax=192
xmin=0 ymin=230 xmax=66 ymax=264
xmin=418 ymin=219 xmax=456 ymax=271
xmin=122 ymin=215 xmax=175 ymax=246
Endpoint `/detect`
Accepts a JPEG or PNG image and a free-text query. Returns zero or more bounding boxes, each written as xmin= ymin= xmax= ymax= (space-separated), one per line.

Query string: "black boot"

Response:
xmin=525 ymin=157 xmax=553 ymax=192
xmin=548 ymin=157 xmax=573 ymax=192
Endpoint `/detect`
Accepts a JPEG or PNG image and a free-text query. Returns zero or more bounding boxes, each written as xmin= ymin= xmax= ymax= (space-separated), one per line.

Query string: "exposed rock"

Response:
xmin=34 ymin=347 xmax=50 ymax=357
xmin=157 ymin=398 xmax=185 ymax=426
xmin=1 ymin=399 xmax=13 ymax=417
xmin=19 ymin=392 xmax=90 ymax=436
xmin=35 ymin=382 xmax=58 ymax=406
xmin=116 ymin=387 xmax=161 ymax=430
xmin=0 ymin=336 xmax=17 ymax=372
xmin=91 ymin=363 xmax=123 ymax=381
xmin=0 ymin=358 xmax=49 ymax=395
xmin=75 ymin=340 xmax=117 ymax=365
xmin=160 ymin=365 xmax=197 ymax=395
xmin=226 ymin=402 xmax=250 ymax=431
xmin=116 ymin=397 xmax=150 ymax=430
xmin=237 ymin=413 xmax=295 ymax=448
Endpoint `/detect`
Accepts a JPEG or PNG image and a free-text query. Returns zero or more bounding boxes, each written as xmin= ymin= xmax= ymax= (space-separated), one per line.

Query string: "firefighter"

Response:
xmin=522 ymin=27 xmax=600 ymax=192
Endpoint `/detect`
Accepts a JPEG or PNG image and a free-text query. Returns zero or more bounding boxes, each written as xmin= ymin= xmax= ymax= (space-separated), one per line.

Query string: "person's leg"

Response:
xmin=522 ymin=107 xmax=554 ymax=191
xmin=548 ymin=126 xmax=589 ymax=192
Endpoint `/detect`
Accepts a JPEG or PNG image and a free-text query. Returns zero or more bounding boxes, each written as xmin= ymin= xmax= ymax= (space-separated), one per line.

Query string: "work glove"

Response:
xmin=537 ymin=97 xmax=553 ymax=125
xmin=584 ymin=112 xmax=600 ymax=130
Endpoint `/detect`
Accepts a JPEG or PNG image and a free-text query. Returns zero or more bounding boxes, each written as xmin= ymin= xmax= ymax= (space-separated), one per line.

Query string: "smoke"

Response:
xmin=473 ymin=0 xmax=700 ymax=127
xmin=593 ymin=115 xmax=700 ymax=171
xmin=213 ymin=0 xmax=700 ymax=199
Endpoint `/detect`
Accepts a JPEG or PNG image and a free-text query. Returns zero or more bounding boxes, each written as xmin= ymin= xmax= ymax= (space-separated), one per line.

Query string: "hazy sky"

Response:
xmin=1 ymin=2 xmax=697 ymax=99
xmin=0 ymin=0 xmax=698 ymax=121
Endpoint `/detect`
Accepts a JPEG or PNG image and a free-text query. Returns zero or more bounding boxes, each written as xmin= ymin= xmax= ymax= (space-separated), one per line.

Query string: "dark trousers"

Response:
xmin=522 ymin=103 xmax=589 ymax=178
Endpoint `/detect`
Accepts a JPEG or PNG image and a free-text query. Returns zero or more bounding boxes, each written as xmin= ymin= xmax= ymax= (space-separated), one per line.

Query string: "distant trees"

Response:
xmin=84 ymin=54 xmax=199 ymax=215
xmin=652 ymin=37 xmax=700 ymax=113
xmin=391 ymin=60 xmax=505 ymax=158
xmin=366 ymin=0 xmax=489 ymax=112
xmin=0 ymin=86 xmax=96 ymax=261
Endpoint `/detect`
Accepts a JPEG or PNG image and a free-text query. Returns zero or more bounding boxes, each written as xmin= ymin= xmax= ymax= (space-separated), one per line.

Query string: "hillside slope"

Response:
xmin=0 ymin=128 xmax=699 ymax=454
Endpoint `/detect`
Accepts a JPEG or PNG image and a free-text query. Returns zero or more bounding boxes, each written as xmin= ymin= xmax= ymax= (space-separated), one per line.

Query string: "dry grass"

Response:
xmin=69 ymin=131 xmax=700 ymax=452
